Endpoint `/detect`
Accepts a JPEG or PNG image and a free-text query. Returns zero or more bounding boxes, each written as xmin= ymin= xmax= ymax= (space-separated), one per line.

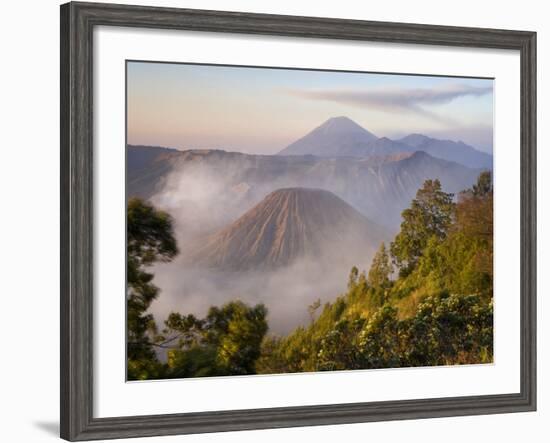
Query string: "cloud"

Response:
xmin=286 ymin=84 xmax=492 ymax=125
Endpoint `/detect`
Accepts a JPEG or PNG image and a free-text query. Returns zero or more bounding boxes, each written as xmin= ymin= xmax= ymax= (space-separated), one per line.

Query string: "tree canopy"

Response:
xmin=127 ymin=197 xmax=177 ymax=380
xmin=162 ymin=301 xmax=268 ymax=378
xmin=368 ymin=242 xmax=392 ymax=290
xmin=390 ymin=179 xmax=454 ymax=277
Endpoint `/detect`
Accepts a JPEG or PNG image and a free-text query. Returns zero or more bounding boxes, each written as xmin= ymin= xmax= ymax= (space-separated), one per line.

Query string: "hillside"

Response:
xmin=127 ymin=146 xmax=481 ymax=229
xmin=126 ymin=145 xmax=180 ymax=199
xmin=186 ymin=188 xmax=388 ymax=270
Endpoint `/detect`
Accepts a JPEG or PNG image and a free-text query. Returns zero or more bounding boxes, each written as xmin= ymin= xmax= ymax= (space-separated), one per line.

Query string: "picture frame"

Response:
xmin=60 ymin=1 xmax=536 ymax=441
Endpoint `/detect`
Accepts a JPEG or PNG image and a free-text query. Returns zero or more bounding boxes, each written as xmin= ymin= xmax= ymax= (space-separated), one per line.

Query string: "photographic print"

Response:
xmin=126 ymin=61 xmax=494 ymax=381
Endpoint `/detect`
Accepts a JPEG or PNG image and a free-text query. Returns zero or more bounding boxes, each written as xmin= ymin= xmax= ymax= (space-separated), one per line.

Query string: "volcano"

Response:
xmin=186 ymin=187 xmax=388 ymax=271
xmin=277 ymin=116 xmax=378 ymax=157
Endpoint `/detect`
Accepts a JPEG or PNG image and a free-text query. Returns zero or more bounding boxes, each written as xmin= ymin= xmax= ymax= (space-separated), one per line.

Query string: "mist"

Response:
xmin=147 ymin=161 xmax=380 ymax=335
xmin=150 ymin=257 xmax=360 ymax=335
xmin=150 ymin=159 xmax=256 ymax=244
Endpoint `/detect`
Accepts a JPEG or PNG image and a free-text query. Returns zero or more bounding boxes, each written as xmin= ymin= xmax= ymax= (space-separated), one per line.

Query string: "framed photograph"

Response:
xmin=60 ymin=2 xmax=536 ymax=441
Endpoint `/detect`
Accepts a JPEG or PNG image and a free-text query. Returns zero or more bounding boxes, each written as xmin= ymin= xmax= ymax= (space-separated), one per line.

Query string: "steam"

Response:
xmin=150 ymin=159 xmax=254 ymax=245
xmin=150 ymin=257 xmax=363 ymax=335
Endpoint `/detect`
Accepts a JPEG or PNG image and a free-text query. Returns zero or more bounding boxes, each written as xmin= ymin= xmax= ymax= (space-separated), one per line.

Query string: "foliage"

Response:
xmin=472 ymin=170 xmax=493 ymax=197
xmin=408 ymin=171 xmax=494 ymax=299
xmin=317 ymin=318 xmax=364 ymax=371
xmin=127 ymin=197 xmax=177 ymax=380
xmin=356 ymin=306 xmax=405 ymax=368
xmin=257 ymin=290 xmax=492 ymax=374
xmin=368 ymin=243 xmax=393 ymax=290
xmin=347 ymin=266 xmax=359 ymax=290
xmin=405 ymin=292 xmax=493 ymax=366
xmin=163 ymin=301 xmax=268 ymax=378
xmin=390 ymin=179 xmax=454 ymax=277
xmin=307 ymin=298 xmax=322 ymax=324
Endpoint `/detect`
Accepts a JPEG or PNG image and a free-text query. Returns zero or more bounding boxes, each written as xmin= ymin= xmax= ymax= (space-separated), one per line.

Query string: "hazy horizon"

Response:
xmin=127 ymin=62 xmax=494 ymax=155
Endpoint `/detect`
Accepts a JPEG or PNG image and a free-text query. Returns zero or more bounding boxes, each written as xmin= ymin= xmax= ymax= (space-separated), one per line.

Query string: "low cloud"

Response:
xmin=286 ymin=84 xmax=492 ymax=124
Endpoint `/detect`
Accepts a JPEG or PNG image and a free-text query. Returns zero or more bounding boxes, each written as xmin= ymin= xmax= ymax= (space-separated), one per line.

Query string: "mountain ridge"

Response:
xmin=127 ymin=145 xmax=483 ymax=228
xmin=397 ymin=133 xmax=492 ymax=169
xmin=277 ymin=116 xmax=492 ymax=169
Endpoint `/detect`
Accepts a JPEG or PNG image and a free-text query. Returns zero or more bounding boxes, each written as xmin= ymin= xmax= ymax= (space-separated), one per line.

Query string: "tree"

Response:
xmin=316 ymin=319 xmax=363 ymax=371
xmin=390 ymin=179 xmax=454 ymax=276
xmin=255 ymin=336 xmax=288 ymax=375
xmin=472 ymin=170 xmax=492 ymax=197
xmin=127 ymin=198 xmax=178 ymax=380
xmin=401 ymin=171 xmax=494 ymax=298
xmin=367 ymin=243 xmax=392 ymax=290
xmin=214 ymin=302 xmax=269 ymax=375
xmin=307 ymin=299 xmax=321 ymax=324
xmin=453 ymin=171 xmax=493 ymax=294
xmin=347 ymin=266 xmax=359 ymax=290
xmin=357 ymin=306 xmax=404 ymax=369
xmin=164 ymin=301 xmax=269 ymax=378
xmin=405 ymin=292 xmax=493 ymax=366
xmin=456 ymin=171 xmax=493 ymax=244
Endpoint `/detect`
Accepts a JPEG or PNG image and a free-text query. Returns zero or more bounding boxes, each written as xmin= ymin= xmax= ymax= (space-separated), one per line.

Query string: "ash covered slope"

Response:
xmin=187 ymin=188 xmax=388 ymax=271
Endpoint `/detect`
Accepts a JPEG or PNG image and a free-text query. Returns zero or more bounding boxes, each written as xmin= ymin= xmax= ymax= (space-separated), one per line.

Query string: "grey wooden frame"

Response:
xmin=60 ymin=1 xmax=537 ymax=441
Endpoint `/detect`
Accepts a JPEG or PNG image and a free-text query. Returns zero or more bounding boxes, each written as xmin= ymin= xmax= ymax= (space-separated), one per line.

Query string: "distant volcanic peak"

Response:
xmin=278 ymin=116 xmax=377 ymax=157
xmin=315 ymin=116 xmax=375 ymax=136
xmin=187 ymin=187 xmax=386 ymax=271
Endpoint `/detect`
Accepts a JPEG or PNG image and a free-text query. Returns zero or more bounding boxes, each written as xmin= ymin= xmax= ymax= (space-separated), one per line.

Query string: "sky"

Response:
xmin=127 ymin=61 xmax=494 ymax=154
